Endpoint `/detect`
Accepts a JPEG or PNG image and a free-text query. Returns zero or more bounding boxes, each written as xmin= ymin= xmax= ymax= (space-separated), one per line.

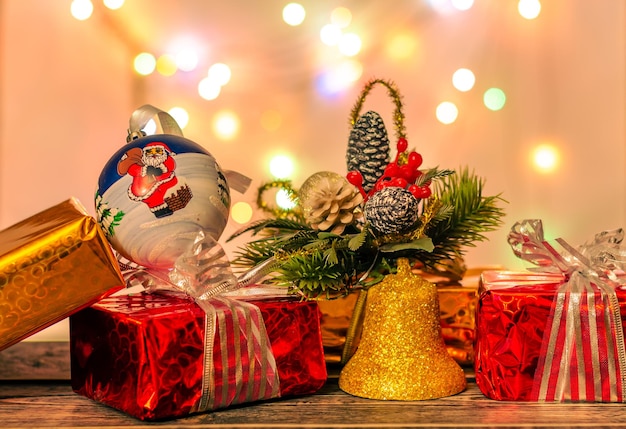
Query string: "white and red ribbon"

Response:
xmin=508 ymin=220 xmax=626 ymax=402
xmin=116 ymin=231 xmax=282 ymax=412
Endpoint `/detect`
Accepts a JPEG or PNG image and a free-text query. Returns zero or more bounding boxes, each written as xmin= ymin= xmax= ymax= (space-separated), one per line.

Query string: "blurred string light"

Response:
xmin=134 ymin=52 xmax=157 ymax=75
xmin=198 ymin=79 xmax=221 ymax=100
xmin=452 ymin=68 xmax=475 ymax=92
xmin=231 ymin=201 xmax=253 ymax=224
xmin=338 ymin=33 xmax=362 ymax=57
xmin=208 ymin=63 xmax=232 ymax=86
xmin=320 ymin=27 xmax=362 ymax=56
xmin=103 ymin=0 xmax=125 ymax=10
xmin=70 ymin=0 xmax=93 ymax=20
xmin=276 ymin=188 xmax=297 ymax=210
xmin=175 ymin=49 xmax=199 ymax=72
xmin=426 ymin=0 xmax=453 ymax=14
xmin=316 ymin=59 xmax=363 ymax=96
xmin=330 ymin=7 xmax=352 ymax=28
xmin=484 ymin=87 xmax=506 ymax=111
xmin=283 ymin=3 xmax=306 ymax=26
xmin=320 ymin=24 xmax=343 ymax=46
xmin=319 ymin=6 xmax=361 ymax=58
xmin=518 ymin=0 xmax=541 ymax=19
xmin=168 ymin=107 xmax=189 ymax=129
xmin=386 ymin=33 xmax=419 ymax=61
xmin=156 ymin=54 xmax=177 ymax=76
xmin=532 ymin=143 xmax=559 ymax=173
xmin=427 ymin=0 xmax=474 ymax=14
xmin=436 ymin=101 xmax=459 ymax=124
xmin=451 ymin=0 xmax=474 ymax=11
xmin=269 ymin=154 xmax=295 ymax=179
xmin=198 ymin=63 xmax=231 ymax=100
xmin=212 ymin=110 xmax=240 ymax=140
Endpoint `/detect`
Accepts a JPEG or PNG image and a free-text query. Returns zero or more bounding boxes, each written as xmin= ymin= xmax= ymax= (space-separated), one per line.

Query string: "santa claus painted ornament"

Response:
xmin=95 ymin=105 xmax=232 ymax=270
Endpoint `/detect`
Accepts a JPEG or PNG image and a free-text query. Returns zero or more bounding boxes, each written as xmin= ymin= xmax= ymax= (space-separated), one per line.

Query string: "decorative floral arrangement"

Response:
xmin=229 ymin=78 xmax=506 ymax=299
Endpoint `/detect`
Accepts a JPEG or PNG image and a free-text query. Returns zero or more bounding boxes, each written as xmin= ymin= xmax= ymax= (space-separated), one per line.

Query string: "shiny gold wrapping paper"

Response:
xmin=0 ymin=198 xmax=124 ymax=351
xmin=318 ymin=267 xmax=499 ymax=366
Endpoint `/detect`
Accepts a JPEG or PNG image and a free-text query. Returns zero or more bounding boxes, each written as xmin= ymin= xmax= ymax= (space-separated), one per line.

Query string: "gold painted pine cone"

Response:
xmin=299 ymin=171 xmax=363 ymax=234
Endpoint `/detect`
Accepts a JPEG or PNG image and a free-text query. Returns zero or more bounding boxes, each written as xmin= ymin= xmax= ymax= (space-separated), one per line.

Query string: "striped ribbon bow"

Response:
xmin=118 ymin=230 xmax=281 ymax=411
xmin=508 ymin=219 xmax=626 ymax=402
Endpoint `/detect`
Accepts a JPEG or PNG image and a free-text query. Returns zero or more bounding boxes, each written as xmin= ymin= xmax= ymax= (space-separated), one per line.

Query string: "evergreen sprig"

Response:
xmin=229 ymin=167 xmax=505 ymax=299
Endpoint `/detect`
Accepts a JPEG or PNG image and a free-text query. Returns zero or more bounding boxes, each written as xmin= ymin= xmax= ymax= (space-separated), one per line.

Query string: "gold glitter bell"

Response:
xmin=338 ymin=258 xmax=467 ymax=400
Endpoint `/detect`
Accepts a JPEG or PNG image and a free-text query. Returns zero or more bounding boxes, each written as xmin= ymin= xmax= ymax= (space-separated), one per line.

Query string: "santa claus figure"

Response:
xmin=117 ymin=141 xmax=180 ymax=218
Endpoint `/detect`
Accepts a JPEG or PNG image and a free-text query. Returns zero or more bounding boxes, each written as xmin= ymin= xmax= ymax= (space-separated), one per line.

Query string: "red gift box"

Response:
xmin=475 ymin=221 xmax=626 ymax=402
xmin=475 ymin=271 xmax=626 ymax=402
xmin=70 ymin=292 xmax=327 ymax=420
xmin=475 ymin=219 xmax=626 ymax=402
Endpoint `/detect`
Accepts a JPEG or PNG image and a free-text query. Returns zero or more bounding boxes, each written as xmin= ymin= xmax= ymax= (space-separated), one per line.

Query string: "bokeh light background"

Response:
xmin=1 ymin=0 xmax=625 ymax=284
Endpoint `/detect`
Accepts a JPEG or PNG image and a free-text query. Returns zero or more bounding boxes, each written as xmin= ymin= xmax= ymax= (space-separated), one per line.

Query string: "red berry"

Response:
xmin=410 ymin=169 xmax=422 ymax=183
xmin=384 ymin=163 xmax=400 ymax=177
xmin=391 ymin=177 xmax=408 ymax=188
xmin=408 ymin=184 xmax=431 ymax=199
xmin=408 ymin=152 xmax=423 ymax=169
xmin=417 ymin=186 xmax=432 ymax=198
xmin=346 ymin=170 xmax=363 ymax=186
xmin=346 ymin=170 xmax=368 ymax=199
xmin=397 ymin=137 xmax=408 ymax=153
xmin=407 ymin=184 xmax=420 ymax=197
xmin=399 ymin=164 xmax=414 ymax=181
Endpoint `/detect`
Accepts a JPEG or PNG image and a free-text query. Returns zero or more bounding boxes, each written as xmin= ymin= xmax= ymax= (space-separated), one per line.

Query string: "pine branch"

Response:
xmin=421 ymin=167 xmax=506 ymax=267
xmin=227 ymin=217 xmax=310 ymax=241
xmin=274 ymin=249 xmax=367 ymax=299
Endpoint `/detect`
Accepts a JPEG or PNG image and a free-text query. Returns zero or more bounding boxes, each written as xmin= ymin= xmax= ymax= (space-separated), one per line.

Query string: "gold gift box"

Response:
xmin=0 ymin=198 xmax=124 ymax=351
xmin=318 ymin=267 xmax=499 ymax=366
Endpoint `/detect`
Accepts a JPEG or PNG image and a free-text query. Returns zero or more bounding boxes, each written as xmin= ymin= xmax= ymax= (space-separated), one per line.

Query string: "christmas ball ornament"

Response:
xmin=95 ymin=106 xmax=231 ymax=270
xmin=364 ymin=186 xmax=419 ymax=235
xmin=298 ymin=171 xmax=363 ymax=234
xmin=346 ymin=111 xmax=390 ymax=194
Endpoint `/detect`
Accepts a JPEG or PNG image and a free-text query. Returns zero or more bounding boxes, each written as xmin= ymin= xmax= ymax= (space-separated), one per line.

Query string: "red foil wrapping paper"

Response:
xmin=0 ymin=198 xmax=124 ymax=351
xmin=70 ymin=292 xmax=327 ymax=421
xmin=475 ymin=270 xmax=626 ymax=401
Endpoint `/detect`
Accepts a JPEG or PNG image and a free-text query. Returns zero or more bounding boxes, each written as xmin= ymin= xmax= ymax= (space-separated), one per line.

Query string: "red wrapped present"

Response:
xmin=0 ymin=198 xmax=124 ymax=351
xmin=475 ymin=219 xmax=626 ymax=402
xmin=70 ymin=291 xmax=327 ymax=420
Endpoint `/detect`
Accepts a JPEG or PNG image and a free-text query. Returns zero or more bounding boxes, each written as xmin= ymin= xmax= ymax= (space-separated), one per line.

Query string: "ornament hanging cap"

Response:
xmin=127 ymin=104 xmax=184 ymax=142
xmin=124 ymin=104 xmax=251 ymax=195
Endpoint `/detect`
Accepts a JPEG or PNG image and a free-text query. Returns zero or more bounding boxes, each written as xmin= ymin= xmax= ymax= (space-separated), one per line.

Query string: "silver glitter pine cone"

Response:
xmin=364 ymin=186 xmax=419 ymax=235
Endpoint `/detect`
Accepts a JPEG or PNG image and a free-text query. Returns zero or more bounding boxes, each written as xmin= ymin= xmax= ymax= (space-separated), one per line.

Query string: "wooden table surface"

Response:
xmin=2 ymin=342 xmax=626 ymax=428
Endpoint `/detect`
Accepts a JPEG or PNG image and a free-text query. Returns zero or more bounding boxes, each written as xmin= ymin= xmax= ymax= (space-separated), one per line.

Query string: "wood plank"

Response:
xmin=2 ymin=342 xmax=626 ymax=428
xmin=0 ymin=342 xmax=70 ymax=380
xmin=2 ymin=377 xmax=626 ymax=428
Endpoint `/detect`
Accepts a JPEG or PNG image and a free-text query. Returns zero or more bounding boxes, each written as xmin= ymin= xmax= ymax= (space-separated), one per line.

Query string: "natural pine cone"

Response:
xmin=298 ymin=171 xmax=364 ymax=234
xmin=346 ymin=111 xmax=390 ymax=193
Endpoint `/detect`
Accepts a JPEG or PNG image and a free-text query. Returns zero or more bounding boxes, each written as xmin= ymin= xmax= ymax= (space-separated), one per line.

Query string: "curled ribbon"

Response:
xmin=508 ymin=219 xmax=626 ymax=402
xmin=117 ymin=230 xmax=282 ymax=412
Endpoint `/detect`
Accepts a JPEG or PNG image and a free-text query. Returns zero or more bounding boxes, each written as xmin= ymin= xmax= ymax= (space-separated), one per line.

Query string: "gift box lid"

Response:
xmin=479 ymin=270 xmax=566 ymax=293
